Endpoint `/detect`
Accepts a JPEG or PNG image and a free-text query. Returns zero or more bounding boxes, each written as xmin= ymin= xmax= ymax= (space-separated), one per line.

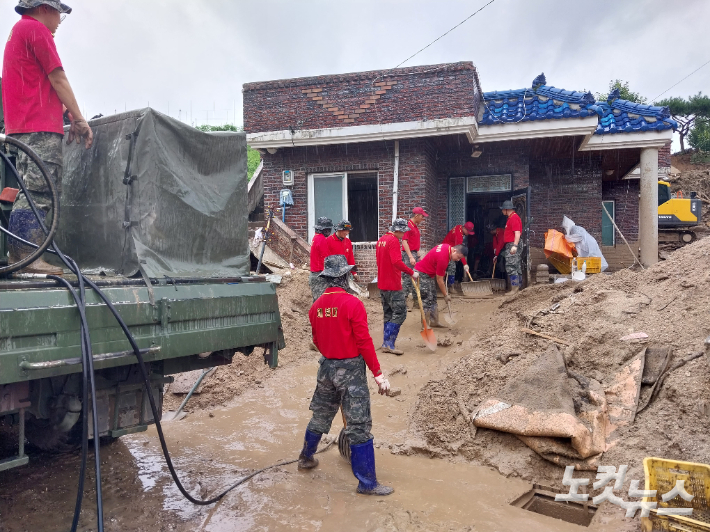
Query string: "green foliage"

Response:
xmin=655 ymin=92 xmax=710 ymax=151
xmin=596 ymin=80 xmax=648 ymax=104
xmin=195 ymin=124 xmax=261 ymax=179
xmin=689 ymin=118 xmax=710 ymax=151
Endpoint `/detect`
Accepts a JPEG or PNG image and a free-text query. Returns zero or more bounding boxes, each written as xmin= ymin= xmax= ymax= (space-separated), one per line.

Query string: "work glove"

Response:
xmin=412 ymin=271 xmax=419 ymax=280
xmin=463 ymin=264 xmax=470 ymax=273
xmin=374 ymin=374 xmax=390 ymax=395
xmin=444 ymin=294 xmax=452 ymax=304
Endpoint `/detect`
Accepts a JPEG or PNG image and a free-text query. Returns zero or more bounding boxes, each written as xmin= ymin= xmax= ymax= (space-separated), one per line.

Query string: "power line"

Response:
xmin=653 ymin=58 xmax=710 ymax=101
xmin=392 ymin=0 xmax=497 ymax=69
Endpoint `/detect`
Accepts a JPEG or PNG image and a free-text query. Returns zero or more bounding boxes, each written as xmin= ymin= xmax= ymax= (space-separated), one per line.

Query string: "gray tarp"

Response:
xmin=57 ymin=108 xmax=248 ymax=277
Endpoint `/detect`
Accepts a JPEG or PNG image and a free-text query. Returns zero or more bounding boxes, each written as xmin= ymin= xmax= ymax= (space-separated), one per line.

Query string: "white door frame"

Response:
xmin=308 ymin=172 xmax=348 ymax=242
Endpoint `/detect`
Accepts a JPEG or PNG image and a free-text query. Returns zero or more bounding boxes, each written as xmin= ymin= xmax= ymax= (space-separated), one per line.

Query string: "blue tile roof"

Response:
xmin=480 ymin=74 xmax=677 ymax=135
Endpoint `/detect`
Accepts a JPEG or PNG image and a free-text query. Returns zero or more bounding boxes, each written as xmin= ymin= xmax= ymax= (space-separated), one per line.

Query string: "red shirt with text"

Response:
xmin=325 ymin=234 xmax=356 ymax=271
xmin=503 ymin=213 xmax=523 ymax=244
xmin=415 ymin=244 xmax=452 ymax=277
xmin=309 ymin=287 xmax=381 ymax=376
xmin=377 ymin=232 xmax=414 ymax=290
xmin=402 ymin=219 xmax=421 ymax=252
xmin=310 ymin=233 xmax=329 ymax=272
xmin=442 ymin=225 xmax=467 ymax=266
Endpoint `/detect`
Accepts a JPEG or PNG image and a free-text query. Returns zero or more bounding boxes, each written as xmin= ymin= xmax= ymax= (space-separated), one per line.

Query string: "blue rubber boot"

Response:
xmin=350 ymin=439 xmax=394 ymax=496
xmin=381 ymin=322 xmax=394 ymax=349
xmin=510 ymin=274 xmax=521 ymax=293
xmin=381 ymin=322 xmax=403 ymax=355
xmin=7 ymin=209 xmax=62 ymax=275
xmin=298 ymin=429 xmax=322 ymax=470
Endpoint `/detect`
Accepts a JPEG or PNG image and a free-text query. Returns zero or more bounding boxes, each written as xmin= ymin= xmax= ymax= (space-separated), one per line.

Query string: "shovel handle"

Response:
xmin=413 ymin=277 xmax=429 ymax=329
xmin=466 ymin=270 xmax=475 ymax=283
xmin=491 ymin=257 xmax=497 ymax=279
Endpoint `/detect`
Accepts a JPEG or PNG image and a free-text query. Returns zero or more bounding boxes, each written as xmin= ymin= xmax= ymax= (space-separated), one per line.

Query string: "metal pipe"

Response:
xmin=392 ymin=140 xmax=400 ymax=222
xmin=20 ymin=347 xmax=161 ymax=370
xmin=173 ymin=368 xmax=213 ymax=418
xmin=18 ymin=408 xmax=25 ymax=459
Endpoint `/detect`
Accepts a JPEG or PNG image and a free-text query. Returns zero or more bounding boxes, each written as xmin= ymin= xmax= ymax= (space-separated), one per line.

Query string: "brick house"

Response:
xmin=244 ymin=63 xmax=675 ymax=284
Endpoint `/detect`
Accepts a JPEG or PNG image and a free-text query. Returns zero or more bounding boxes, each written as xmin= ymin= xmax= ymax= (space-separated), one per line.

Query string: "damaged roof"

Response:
xmin=480 ymin=73 xmax=678 ymax=135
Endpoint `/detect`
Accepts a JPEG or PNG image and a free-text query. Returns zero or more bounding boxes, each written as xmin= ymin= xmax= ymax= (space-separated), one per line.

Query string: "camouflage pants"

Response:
xmin=401 ymin=250 xmax=419 ymax=300
xmin=501 ymin=242 xmax=522 ymax=277
xmin=380 ymin=289 xmax=407 ymax=325
xmin=306 ymin=355 xmax=372 ymax=445
xmin=9 ymin=133 xmax=64 ymax=214
xmin=415 ymin=271 xmax=438 ymax=312
xmin=309 ymin=271 xmax=328 ymax=301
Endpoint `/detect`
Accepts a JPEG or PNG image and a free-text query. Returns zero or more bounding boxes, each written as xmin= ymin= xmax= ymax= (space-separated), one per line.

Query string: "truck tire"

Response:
xmin=25 ymin=417 xmax=82 ymax=454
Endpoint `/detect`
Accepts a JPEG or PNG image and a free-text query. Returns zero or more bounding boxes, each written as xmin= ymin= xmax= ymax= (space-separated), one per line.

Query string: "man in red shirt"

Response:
xmin=309 ymin=216 xmax=333 ymax=301
xmin=298 ymin=254 xmax=394 ymax=496
xmin=401 ymin=206 xmax=427 ymax=305
xmin=442 ymin=221 xmax=474 ymax=293
xmin=3 ymin=0 xmax=93 ymax=275
xmin=415 ymin=243 xmax=467 ymax=327
xmin=500 ymin=200 xmax=523 ymax=292
xmin=325 ymin=219 xmax=358 ymax=282
xmin=376 ymin=218 xmax=418 ymax=355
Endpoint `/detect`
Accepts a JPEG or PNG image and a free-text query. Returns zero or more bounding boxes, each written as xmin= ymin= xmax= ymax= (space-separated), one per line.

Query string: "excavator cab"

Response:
xmin=658 ymin=180 xmax=702 ymax=244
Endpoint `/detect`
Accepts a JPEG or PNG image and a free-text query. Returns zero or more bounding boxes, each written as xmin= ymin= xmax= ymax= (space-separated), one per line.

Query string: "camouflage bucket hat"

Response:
xmin=335 ymin=220 xmax=352 ymax=231
xmin=16 ymin=0 xmax=72 ymax=14
xmin=391 ymin=218 xmax=409 ymax=232
xmin=320 ymin=254 xmax=353 ymax=278
xmin=314 ymin=216 xmax=333 ymax=231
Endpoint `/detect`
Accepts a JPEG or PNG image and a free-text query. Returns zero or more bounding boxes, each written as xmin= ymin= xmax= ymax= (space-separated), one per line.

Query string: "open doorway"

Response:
xmin=465 ymin=191 xmax=511 ymax=279
xmin=347 ymin=173 xmax=378 ymax=242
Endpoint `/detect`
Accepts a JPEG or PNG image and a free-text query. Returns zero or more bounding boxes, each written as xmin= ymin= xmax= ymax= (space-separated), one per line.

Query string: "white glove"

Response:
xmin=374 ymin=374 xmax=390 ymax=395
xmin=412 ymin=271 xmax=419 ymax=279
xmin=463 ymin=264 xmax=470 ymax=272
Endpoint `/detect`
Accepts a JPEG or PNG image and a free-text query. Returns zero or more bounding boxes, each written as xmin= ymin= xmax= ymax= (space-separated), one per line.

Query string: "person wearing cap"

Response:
xmin=309 ymin=216 xmax=333 ymax=301
xmin=298 ymin=254 xmax=394 ymax=496
xmin=325 ymin=219 xmax=358 ymax=282
xmin=414 ymin=243 xmax=467 ymax=327
xmin=442 ymin=221 xmax=474 ymax=294
xmin=376 ymin=218 xmax=418 ymax=355
xmin=2 ymin=0 xmax=93 ymax=276
xmin=401 ymin=207 xmax=427 ymax=306
xmin=500 ymin=200 xmax=523 ymax=292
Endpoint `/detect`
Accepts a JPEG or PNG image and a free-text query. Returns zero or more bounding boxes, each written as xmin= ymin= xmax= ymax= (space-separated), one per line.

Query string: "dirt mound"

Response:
xmin=669 ymin=153 xmax=710 ymax=225
xmin=408 ymin=236 xmax=710 ymax=484
xmin=163 ymin=268 xmax=317 ymax=412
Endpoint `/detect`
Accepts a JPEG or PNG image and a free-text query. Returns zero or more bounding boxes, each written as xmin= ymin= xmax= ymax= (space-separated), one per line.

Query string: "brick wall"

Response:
xmin=243 ymin=62 xmax=480 ymax=133
xmin=269 ymin=217 xmax=311 ymax=268
xmin=602 ymin=180 xmax=640 ymax=241
xmin=658 ymin=141 xmax=672 ymax=168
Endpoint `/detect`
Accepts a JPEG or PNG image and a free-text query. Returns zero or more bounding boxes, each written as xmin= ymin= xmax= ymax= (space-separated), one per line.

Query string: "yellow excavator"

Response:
xmin=658 ymin=180 xmax=703 ymax=244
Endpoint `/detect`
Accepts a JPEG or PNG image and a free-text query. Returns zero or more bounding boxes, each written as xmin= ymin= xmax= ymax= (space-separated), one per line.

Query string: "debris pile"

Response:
xmin=408 ymin=236 xmax=710 ymax=484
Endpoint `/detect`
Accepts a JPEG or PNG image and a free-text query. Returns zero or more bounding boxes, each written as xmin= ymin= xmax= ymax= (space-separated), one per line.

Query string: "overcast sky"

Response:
xmin=2 ymin=0 xmax=709 ymax=147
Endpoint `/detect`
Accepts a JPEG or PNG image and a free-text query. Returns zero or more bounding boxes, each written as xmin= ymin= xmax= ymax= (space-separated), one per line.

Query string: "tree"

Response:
xmin=688 ymin=118 xmax=710 ymax=152
xmin=196 ymin=124 xmax=261 ymax=179
xmin=595 ymin=80 xmax=648 ymax=104
xmin=655 ymin=92 xmax=710 ymax=151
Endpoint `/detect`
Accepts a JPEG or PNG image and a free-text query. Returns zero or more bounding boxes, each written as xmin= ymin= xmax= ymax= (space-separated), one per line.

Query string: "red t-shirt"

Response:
xmin=376 ymin=232 xmax=413 ymax=291
xmin=309 ymin=287 xmax=381 ymax=377
xmin=402 ymin=219 xmax=421 ymax=252
xmin=492 ymin=227 xmax=504 ymax=256
xmin=415 ymin=244 xmax=452 ymax=277
xmin=325 ymin=234 xmax=356 ymax=270
xmin=2 ymin=16 xmax=65 ymax=135
xmin=503 ymin=213 xmax=523 ymax=244
xmin=310 ymin=233 xmax=329 ymax=272
xmin=442 ymin=226 xmax=467 ymax=266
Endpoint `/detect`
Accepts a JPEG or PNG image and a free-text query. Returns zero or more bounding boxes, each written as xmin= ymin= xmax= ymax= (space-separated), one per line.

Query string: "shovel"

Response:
xmin=444 ymin=287 xmax=457 ymax=325
xmin=460 ymin=268 xmax=493 ymax=296
xmin=413 ymin=278 xmax=437 ymax=351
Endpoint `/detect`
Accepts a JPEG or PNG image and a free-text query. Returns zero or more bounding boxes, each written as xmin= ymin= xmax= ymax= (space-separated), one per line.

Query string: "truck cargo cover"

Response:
xmin=58 ymin=108 xmax=249 ymax=278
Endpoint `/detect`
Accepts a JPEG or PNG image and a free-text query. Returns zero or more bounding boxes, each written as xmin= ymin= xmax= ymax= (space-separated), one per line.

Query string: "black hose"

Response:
xmin=0 ymin=138 xmax=59 ymax=275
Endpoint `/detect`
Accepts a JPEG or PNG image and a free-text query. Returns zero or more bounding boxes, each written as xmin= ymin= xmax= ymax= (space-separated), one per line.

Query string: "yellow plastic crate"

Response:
xmin=572 ymin=257 xmax=602 ymax=274
xmin=547 ymin=253 xmax=573 ymax=274
xmin=641 ymin=457 xmax=710 ymax=532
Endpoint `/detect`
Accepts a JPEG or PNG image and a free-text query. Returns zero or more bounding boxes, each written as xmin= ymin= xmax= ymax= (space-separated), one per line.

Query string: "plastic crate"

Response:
xmin=572 ymin=257 xmax=602 ymax=274
xmin=547 ymin=253 xmax=573 ymax=274
xmin=641 ymin=457 xmax=710 ymax=532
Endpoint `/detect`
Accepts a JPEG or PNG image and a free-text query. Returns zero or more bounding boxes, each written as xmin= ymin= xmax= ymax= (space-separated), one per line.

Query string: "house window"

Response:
xmin=308 ymin=172 xmax=378 ymax=242
xmin=602 ymin=200 xmax=615 ymax=246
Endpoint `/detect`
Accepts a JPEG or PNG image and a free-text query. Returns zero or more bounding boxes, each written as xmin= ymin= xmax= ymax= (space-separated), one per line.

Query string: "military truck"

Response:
xmin=0 ymin=108 xmax=283 ymax=471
